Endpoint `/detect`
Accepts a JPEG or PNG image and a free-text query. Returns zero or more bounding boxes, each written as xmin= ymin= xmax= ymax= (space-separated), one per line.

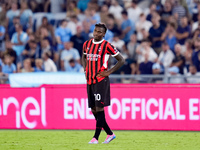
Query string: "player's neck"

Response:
xmin=93 ymin=38 xmax=104 ymax=44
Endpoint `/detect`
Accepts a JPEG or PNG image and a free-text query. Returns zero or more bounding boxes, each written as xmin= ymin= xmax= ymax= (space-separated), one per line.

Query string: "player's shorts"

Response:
xmin=87 ymin=76 xmax=110 ymax=108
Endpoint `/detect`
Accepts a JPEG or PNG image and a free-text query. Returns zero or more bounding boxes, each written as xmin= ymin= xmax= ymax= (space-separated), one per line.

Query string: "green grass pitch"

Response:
xmin=0 ymin=130 xmax=200 ymax=150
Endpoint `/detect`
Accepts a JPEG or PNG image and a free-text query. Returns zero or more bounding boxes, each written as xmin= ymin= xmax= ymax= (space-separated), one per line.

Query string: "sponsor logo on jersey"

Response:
xmin=87 ymin=54 xmax=101 ymax=61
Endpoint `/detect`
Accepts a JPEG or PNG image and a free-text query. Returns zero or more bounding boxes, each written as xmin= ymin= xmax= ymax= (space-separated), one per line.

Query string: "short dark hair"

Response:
xmin=114 ymin=33 xmax=120 ymax=37
xmin=44 ymin=51 xmax=51 ymax=58
xmin=15 ymin=23 xmax=23 ymax=29
xmin=14 ymin=16 xmax=20 ymax=20
xmin=70 ymin=1 xmax=77 ymax=6
xmin=70 ymin=15 xmax=78 ymax=19
xmin=95 ymin=23 xmax=107 ymax=33
xmin=30 ymin=40 xmax=37 ymax=44
xmin=121 ymin=10 xmax=128 ymax=16
xmin=162 ymin=41 xmax=169 ymax=46
xmin=42 ymin=37 xmax=50 ymax=42
xmin=141 ymin=38 xmax=150 ymax=43
xmin=189 ymin=64 xmax=197 ymax=70
xmin=69 ymin=58 xmax=75 ymax=63
xmin=60 ymin=19 xmax=68 ymax=25
xmin=107 ymin=14 xmax=115 ymax=20
xmin=42 ymin=16 xmax=48 ymax=21
xmin=132 ymin=0 xmax=138 ymax=4
xmin=168 ymin=22 xmax=176 ymax=29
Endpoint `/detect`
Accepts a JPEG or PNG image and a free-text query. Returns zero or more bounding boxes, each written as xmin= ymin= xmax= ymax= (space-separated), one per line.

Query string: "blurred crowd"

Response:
xmin=0 ymin=0 xmax=200 ymax=83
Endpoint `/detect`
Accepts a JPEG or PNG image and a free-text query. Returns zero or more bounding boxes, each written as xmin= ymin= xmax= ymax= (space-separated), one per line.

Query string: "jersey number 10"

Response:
xmin=94 ymin=94 xmax=101 ymax=101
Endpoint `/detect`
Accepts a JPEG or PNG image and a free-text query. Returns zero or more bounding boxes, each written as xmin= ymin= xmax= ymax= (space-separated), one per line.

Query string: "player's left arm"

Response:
xmin=97 ymin=53 xmax=125 ymax=77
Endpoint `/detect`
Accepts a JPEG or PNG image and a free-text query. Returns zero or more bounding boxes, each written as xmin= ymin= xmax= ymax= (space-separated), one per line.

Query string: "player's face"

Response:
xmin=93 ymin=27 xmax=105 ymax=41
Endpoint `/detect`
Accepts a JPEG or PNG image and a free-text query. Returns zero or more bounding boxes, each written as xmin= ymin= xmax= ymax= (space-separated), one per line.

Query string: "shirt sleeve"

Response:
xmin=106 ymin=43 xmax=119 ymax=57
xmin=6 ymin=11 xmax=9 ymax=18
xmin=0 ymin=26 xmax=5 ymax=34
xmin=55 ymin=28 xmax=59 ymax=37
xmin=21 ymin=33 xmax=28 ymax=43
xmin=50 ymin=60 xmax=57 ymax=72
xmin=11 ymin=33 xmax=15 ymax=43
xmin=28 ymin=9 xmax=33 ymax=17
xmin=186 ymin=26 xmax=191 ymax=33
xmin=127 ymin=20 xmax=132 ymax=27
xmin=60 ymin=51 xmax=65 ymax=60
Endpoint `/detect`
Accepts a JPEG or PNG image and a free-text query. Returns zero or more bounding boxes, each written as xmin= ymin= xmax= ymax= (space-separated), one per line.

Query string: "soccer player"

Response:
xmin=82 ymin=23 xmax=125 ymax=144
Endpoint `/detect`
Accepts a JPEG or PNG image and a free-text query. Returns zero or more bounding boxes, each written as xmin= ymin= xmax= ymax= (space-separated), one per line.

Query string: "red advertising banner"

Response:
xmin=0 ymin=84 xmax=200 ymax=130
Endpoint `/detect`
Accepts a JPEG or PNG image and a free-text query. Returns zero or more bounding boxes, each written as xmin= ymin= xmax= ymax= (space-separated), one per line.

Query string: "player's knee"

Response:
xmin=96 ymin=107 xmax=104 ymax=112
xmin=91 ymin=107 xmax=97 ymax=114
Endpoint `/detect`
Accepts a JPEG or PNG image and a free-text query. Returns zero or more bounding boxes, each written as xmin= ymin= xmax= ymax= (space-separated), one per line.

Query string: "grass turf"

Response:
xmin=0 ymin=130 xmax=200 ymax=150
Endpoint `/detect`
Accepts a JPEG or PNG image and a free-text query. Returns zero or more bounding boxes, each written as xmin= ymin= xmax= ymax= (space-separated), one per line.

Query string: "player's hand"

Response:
xmin=97 ymin=71 xmax=110 ymax=78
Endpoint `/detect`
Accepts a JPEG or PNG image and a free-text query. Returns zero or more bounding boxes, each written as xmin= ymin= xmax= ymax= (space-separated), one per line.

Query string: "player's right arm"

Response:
xmin=81 ymin=42 xmax=87 ymax=72
xmin=82 ymin=49 xmax=87 ymax=80
xmin=82 ymin=54 xmax=86 ymax=72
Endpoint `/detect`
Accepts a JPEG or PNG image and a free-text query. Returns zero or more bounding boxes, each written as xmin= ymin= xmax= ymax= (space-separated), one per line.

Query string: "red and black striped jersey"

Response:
xmin=83 ymin=38 xmax=119 ymax=85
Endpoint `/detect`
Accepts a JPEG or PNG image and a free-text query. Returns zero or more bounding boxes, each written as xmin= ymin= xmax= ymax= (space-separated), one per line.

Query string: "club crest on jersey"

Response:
xmin=98 ymin=47 xmax=101 ymax=51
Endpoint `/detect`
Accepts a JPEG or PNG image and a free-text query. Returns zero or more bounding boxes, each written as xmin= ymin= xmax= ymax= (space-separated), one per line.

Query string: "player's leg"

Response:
xmin=89 ymin=77 xmax=115 ymax=143
xmin=95 ymin=107 xmax=115 ymax=144
xmin=93 ymin=106 xmax=104 ymax=140
xmin=87 ymin=85 xmax=99 ymax=144
xmin=95 ymin=107 xmax=113 ymax=136
xmin=98 ymin=77 xmax=116 ymax=143
xmin=89 ymin=106 xmax=107 ymax=142
xmin=91 ymin=107 xmax=97 ymax=120
xmin=91 ymin=107 xmax=112 ymax=135
xmin=89 ymin=107 xmax=101 ymax=144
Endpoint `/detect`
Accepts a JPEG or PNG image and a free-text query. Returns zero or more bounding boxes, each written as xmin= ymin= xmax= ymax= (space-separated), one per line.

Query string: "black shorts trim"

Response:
xmin=87 ymin=77 xmax=110 ymax=108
